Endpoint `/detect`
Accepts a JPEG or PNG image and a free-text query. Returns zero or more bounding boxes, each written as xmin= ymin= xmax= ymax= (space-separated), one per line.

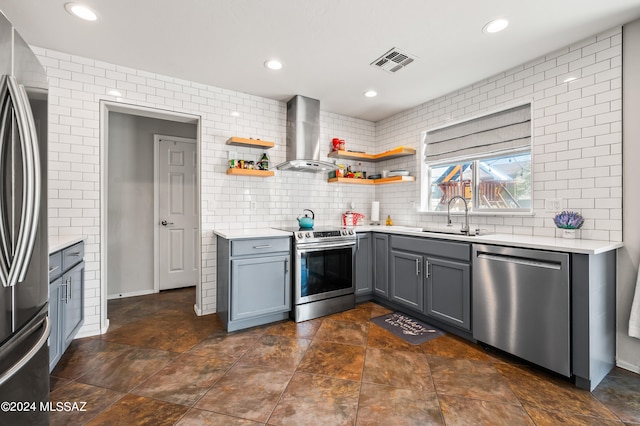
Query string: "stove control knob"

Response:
xmin=306 ymin=232 xmax=311 ymax=238
xmin=348 ymin=229 xmax=354 ymax=235
xmin=296 ymin=233 xmax=303 ymax=239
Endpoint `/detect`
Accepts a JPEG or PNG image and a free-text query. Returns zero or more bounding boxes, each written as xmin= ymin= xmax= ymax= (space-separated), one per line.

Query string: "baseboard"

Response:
xmin=199 ymin=307 xmax=216 ymax=316
xmin=101 ymin=319 xmax=110 ymax=335
xmin=74 ymin=325 xmax=102 ymax=339
xmin=616 ymin=359 xmax=640 ymax=374
xmin=107 ymin=289 xmax=155 ymax=300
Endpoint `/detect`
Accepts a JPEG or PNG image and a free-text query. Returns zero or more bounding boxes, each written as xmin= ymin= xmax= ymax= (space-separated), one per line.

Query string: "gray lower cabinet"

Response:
xmin=390 ymin=250 xmax=424 ymax=312
xmin=217 ymin=236 xmax=291 ymax=332
xmin=425 ymin=256 xmax=470 ymax=330
xmin=388 ymin=235 xmax=471 ymax=331
xmin=49 ymin=241 xmax=85 ymax=372
xmin=355 ymin=233 xmax=372 ymax=298
xmin=230 ymin=256 xmax=291 ymax=321
xmin=373 ymin=233 xmax=389 ymax=298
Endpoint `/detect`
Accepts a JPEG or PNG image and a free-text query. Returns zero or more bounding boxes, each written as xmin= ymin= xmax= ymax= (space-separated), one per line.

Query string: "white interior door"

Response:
xmin=157 ymin=136 xmax=198 ymax=290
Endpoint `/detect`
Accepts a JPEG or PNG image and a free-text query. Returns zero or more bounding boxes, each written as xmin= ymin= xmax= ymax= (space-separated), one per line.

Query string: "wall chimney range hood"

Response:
xmin=276 ymin=95 xmax=335 ymax=172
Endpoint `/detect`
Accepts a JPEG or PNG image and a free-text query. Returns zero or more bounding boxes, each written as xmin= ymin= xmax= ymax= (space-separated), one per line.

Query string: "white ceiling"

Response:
xmin=2 ymin=0 xmax=640 ymax=122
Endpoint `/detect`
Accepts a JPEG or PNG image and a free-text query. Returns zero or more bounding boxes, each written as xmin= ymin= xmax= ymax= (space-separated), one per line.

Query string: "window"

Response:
xmin=422 ymin=103 xmax=532 ymax=213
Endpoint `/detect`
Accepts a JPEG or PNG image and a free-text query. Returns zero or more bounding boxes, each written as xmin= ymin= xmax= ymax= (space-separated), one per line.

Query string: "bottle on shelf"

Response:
xmin=259 ymin=152 xmax=269 ymax=170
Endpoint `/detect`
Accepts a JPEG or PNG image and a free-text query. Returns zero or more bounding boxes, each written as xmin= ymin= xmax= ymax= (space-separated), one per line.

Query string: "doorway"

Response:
xmin=100 ymin=101 xmax=200 ymax=334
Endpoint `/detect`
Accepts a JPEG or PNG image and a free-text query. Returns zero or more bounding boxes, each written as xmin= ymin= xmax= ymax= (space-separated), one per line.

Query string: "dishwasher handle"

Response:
xmin=477 ymin=252 xmax=562 ymax=270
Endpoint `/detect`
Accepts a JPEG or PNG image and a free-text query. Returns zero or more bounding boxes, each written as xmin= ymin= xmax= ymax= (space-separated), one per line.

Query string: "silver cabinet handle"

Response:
xmin=0 ymin=317 xmax=49 ymax=386
xmin=416 ymin=258 xmax=420 ymax=276
xmin=253 ymin=245 xmax=272 ymax=249
xmin=284 ymin=259 xmax=289 ymax=274
xmin=49 ymin=265 xmax=60 ymax=273
xmin=161 ymin=220 xmax=174 ymax=226
xmin=425 ymin=260 xmax=430 ymax=278
xmin=64 ymin=277 xmax=71 ymax=303
xmin=68 ymin=251 xmax=81 ymax=257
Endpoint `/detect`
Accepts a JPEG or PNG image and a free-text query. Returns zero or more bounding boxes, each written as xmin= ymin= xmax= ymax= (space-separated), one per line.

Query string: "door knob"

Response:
xmin=161 ymin=220 xmax=174 ymax=226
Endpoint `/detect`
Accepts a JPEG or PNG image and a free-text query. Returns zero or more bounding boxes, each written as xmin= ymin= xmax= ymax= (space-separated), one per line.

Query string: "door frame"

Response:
xmin=153 ymin=134 xmax=198 ymax=293
xmin=99 ymin=101 xmax=201 ymax=334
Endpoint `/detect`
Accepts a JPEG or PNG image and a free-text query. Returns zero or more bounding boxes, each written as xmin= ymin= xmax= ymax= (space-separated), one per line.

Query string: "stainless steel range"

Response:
xmin=277 ymin=227 xmax=357 ymax=322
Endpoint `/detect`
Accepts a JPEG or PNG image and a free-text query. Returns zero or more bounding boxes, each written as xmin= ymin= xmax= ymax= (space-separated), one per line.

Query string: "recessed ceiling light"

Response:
xmin=363 ymin=90 xmax=378 ymax=98
xmin=230 ymin=111 xmax=240 ymax=117
xmin=482 ymin=18 xmax=509 ymax=34
xmin=64 ymin=3 xmax=98 ymax=21
xmin=107 ymin=89 xmax=122 ymax=97
xmin=264 ymin=59 xmax=283 ymax=70
xmin=563 ymin=76 xmax=578 ymax=83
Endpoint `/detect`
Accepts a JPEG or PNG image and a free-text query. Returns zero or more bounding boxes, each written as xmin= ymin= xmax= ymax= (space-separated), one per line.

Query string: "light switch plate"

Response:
xmin=545 ymin=198 xmax=562 ymax=212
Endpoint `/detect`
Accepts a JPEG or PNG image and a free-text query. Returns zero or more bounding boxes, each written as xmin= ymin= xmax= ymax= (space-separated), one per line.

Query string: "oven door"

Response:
xmin=294 ymin=241 xmax=356 ymax=304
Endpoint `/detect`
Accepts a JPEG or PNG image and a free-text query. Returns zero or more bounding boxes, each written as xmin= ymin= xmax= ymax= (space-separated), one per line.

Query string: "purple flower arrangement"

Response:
xmin=553 ymin=211 xmax=584 ymax=229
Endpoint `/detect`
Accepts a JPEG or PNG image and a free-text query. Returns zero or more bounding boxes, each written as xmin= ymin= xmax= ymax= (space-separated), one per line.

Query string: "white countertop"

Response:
xmin=214 ymin=226 xmax=622 ymax=254
xmin=213 ymin=228 xmax=292 ymax=240
xmin=49 ymin=235 xmax=85 ymax=254
xmin=355 ymin=225 xmax=622 ymax=255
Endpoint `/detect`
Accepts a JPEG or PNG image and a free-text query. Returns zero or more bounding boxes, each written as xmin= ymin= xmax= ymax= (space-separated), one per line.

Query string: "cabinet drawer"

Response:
xmin=49 ymin=251 xmax=63 ymax=281
xmin=62 ymin=242 xmax=85 ymax=270
xmin=231 ymin=238 xmax=290 ymax=256
xmin=391 ymin=235 xmax=470 ymax=262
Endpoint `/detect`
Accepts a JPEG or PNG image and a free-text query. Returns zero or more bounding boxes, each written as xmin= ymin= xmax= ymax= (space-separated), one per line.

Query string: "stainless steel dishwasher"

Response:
xmin=472 ymin=244 xmax=570 ymax=376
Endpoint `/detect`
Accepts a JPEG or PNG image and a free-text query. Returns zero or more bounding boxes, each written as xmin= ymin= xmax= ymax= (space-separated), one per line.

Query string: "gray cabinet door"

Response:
xmin=426 ymin=257 xmax=470 ymax=330
xmin=390 ymin=250 xmax=424 ymax=312
xmin=373 ymin=233 xmax=389 ymax=298
xmin=48 ymin=277 xmax=63 ymax=372
xmin=231 ymin=255 xmax=291 ymax=321
xmin=355 ymin=233 xmax=372 ymax=295
xmin=63 ymin=262 xmax=85 ymax=348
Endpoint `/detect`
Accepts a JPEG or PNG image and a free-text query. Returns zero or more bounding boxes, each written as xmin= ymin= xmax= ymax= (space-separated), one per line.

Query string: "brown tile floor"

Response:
xmin=50 ymin=287 xmax=640 ymax=425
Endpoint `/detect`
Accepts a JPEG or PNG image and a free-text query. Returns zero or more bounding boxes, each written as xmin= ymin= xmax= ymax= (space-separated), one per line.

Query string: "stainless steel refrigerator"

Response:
xmin=0 ymin=11 xmax=50 ymax=426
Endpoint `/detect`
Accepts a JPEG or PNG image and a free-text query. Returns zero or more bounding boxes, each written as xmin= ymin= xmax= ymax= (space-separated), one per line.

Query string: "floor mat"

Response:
xmin=371 ymin=311 xmax=445 ymax=345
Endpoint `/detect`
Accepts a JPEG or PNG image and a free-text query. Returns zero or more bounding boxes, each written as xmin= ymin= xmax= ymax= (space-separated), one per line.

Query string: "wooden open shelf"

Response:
xmin=226 ymin=137 xmax=275 ymax=149
xmin=328 ymin=176 xmax=415 ymax=185
xmin=226 ymin=168 xmax=274 ymax=177
xmin=327 ymin=146 xmax=416 ymax=162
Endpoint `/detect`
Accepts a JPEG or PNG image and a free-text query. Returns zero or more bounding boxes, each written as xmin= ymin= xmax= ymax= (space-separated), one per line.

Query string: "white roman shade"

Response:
xmin=425 ymin=103 xmax=531 ymax=163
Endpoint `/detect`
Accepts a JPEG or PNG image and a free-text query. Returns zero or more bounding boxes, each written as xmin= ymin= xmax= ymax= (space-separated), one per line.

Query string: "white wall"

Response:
xmin=619 ymin=19 xmax=640 ymax=373
xmin=107 ymin=112 xmax=196 ymax=298
xmin=373 ymin=28 xmax=622 ymax=241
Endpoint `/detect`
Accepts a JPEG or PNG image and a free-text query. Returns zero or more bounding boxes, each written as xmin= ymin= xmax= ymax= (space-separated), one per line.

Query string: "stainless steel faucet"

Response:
xmin=447 ymin=195 xmax=470 ymax=235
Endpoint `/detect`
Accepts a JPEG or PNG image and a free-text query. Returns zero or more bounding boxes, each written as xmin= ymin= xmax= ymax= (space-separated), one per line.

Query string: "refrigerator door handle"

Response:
xmin=0 ymin=316 xmax=49 ymax=386
xmin=0 ymin=76 xmax=11 ymax=282
xmin=0 ymin=75 xmax=41 ymax=288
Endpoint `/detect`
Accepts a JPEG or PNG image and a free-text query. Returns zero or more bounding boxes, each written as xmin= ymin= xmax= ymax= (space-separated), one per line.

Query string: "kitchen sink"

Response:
xmin=422 ymin=228 xmax=485 ymax=236
xmin=423 ymin=228 xmax=467 ymax=235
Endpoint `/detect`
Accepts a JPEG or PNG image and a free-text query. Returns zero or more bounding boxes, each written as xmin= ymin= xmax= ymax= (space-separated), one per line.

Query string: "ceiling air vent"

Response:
xmin=370 ymin=48 xmax=417 ymax=73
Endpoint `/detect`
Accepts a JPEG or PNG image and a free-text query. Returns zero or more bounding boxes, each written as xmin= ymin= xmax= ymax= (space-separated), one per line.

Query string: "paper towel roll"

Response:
xmin=371 ymin=201 xmax=380 ymax=222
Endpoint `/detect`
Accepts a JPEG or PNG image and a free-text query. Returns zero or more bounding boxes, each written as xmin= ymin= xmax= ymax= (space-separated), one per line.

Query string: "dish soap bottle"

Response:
xmin=385 ymin=215 xmax=393 ymax=226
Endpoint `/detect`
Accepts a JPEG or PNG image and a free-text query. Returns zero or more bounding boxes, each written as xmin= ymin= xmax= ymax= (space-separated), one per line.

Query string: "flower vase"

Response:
xmin=561 ymin=229 xmax=576 ymax=239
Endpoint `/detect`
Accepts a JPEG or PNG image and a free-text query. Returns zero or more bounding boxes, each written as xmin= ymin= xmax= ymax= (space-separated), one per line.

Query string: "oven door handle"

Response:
xmin=296 ymin=241 xmax=356 ymax=251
